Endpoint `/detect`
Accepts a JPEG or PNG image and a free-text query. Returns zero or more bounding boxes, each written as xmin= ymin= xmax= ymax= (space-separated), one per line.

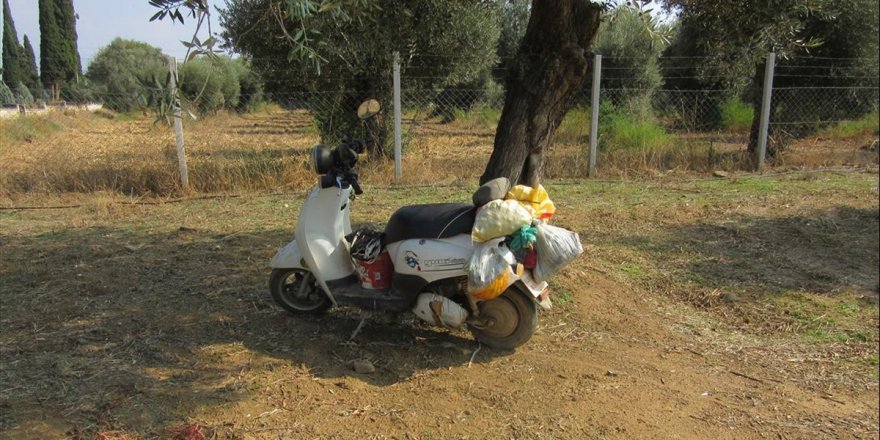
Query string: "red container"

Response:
xmin=523 ymin=249 xmax=537 ymax=269
xmin=353 ymin=250 xmax=394 ymax=289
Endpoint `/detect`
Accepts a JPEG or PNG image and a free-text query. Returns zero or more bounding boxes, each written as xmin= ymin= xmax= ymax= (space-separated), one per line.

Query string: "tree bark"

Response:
xmin=480 ymin=0 xmax=603 ymax=186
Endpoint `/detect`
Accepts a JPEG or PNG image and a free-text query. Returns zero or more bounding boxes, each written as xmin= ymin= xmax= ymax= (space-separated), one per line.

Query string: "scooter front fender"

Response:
xmin=270 ymin=239 xmax=307 ymax=269
xmin=270 ymin=238 xmax=338 ymax=306
xmin=512 ymin=272 xmax=552 ymax=311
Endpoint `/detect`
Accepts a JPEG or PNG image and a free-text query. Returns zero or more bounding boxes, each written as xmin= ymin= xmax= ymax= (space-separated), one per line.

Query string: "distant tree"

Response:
xmin=661 ymin=0 xmax=834 ymax=155
xmin=229 ymin=59 xmax=264 ymax=113
xmin=772 ymin=0 xmax=880 ymax=130
xmin=0 ymin=80 xmax=14 ymax=105
xmin=39 ymin=0 xmax=82 ymax=100
xmin=2 ymin=0 xmax=24 ymax=87
xmin=219 ymin=0 xmax=500 ymax=155
xmin=21 ymin=35 xmax=40 ymax=94
xmin=658 ymin=18 xmax=727 ymax=129
xmin=178 ymin=56 xmax=242 ymax=114
xmin=86 ymin=39 xmax=169 ymax=112
xmin=592 ymin=6 xmax=666 ymax=110
xmin=495 ymin=0 xmax=530 ymax=78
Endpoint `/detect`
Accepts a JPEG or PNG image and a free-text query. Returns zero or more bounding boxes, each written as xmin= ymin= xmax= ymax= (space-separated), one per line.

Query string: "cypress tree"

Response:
xmin=22 ymin=35 xmax=40 ymax=93
xmin=2 ymin=0 xmax=23 ymax=87
xmin=39 ymin=0 xmax=81 ymax=100
xmin=58 ymin=0 xmax=81 ymax=76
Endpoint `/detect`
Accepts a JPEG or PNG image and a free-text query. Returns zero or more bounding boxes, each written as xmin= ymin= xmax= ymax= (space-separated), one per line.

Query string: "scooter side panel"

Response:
xmin=387 ymin=234 xmax=471 ymax=283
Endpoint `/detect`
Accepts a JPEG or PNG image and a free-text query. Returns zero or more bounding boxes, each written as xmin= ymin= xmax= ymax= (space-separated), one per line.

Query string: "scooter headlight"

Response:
xmin=313 ymin=144 xmax=333 ymax=175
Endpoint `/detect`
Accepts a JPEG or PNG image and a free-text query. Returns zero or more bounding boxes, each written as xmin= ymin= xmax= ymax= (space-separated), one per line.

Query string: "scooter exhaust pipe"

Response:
xmin=412 ymin=293 xmax=468 ymax=328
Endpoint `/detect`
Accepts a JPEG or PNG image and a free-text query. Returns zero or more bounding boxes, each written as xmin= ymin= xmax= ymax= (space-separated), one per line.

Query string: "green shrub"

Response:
xmin=720 ymin=96 xmax=753 ymax=132
xmin=14 ymin=82 xmax=34 ymax=106
xmin=599 ymin=101 xmax=673 ymax=151
xmin=0 ymin=81 xmax=15 ymax=105
xmin=86 ymin=39 xmax=168 ymax=112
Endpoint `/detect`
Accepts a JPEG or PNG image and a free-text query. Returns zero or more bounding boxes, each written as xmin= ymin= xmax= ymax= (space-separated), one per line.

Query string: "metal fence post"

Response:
xmin=392 ymin=51 xmax=402 ymax=180
xmin=167 ymin=56 xmax=189 ymax=188
xmin=588 ymin=54 xmax=602 ymax=177
xmin=756 ymin=52 xmax=776 ymax=170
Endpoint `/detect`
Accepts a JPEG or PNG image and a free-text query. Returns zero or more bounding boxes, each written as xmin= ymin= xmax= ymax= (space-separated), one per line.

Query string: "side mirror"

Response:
xmin=357 ymin=99 xmax=381 ymax=120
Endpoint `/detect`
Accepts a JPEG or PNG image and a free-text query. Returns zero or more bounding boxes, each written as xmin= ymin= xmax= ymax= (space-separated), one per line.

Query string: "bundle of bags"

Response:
xmin=467 ymin=184 xmax=583 ymax=300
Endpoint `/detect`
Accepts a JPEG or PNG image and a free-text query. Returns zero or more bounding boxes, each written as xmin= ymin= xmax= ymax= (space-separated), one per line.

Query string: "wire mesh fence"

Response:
xmin=1 ymin=54 xmax=877 ymax=195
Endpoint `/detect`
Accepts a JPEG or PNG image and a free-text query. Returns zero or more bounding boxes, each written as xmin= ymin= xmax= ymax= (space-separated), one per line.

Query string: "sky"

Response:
xmin=3 ymin=0 xmax=223 ymax=68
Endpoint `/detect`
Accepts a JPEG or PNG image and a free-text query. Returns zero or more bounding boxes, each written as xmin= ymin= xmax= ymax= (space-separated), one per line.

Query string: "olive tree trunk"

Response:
xmin=480 ymin=0 xmax=603 ymax=186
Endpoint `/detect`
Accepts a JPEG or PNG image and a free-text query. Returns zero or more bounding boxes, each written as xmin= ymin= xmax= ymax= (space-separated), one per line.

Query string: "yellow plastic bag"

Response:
xmin=472 ymin=199 xmax=533 ymax=243
xmin=469 ymin=269 xmax=511 ymax=300
xmin=506 ymin=184 xmax=556 ymax=220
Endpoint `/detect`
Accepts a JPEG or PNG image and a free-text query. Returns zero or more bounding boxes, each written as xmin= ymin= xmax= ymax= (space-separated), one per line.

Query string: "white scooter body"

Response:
xmin=270 ymin=184 xmax=354 ymax=304
xmin=270 ymin=184 xmax=549 ymax=307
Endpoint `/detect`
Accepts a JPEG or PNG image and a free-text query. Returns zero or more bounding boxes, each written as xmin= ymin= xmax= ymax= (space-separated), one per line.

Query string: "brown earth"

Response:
xmin=1 ymin=178 xmax=877 ymax=439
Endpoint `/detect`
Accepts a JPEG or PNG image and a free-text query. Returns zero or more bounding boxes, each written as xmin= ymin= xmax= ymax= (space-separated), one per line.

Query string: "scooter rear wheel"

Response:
xmin=269 ymin=269 xmax=331 ymax=315
xmin=468 ymin=288 xmax=537 ymax=350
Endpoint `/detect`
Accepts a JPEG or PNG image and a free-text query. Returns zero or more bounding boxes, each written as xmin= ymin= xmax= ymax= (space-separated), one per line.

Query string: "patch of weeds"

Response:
xmin=834 ymin=302 xmax=861 ymax=318
xmin=452 ymin=106 xmax=500 ymax=129
xmin=728 ymin=176 xmax=781 ymax=193
xmin=818 ymin=111 xmax=879 ymax=138
xmin=548 ymin=279 xmax=574 ymax=306
xmin=774 ymin=292 xmax=878 ymax=343
xmin=557 ymin=107 xmax=591 ymax=141
xmin=620 ymin=263 xmax=646 ymax=279
xmin=804 ymin=328 xmax=872 ymax=343
xmin=599 ymin=104 xmax=674 ymax=152
xmin=720 ymin=96 xmax=753 ymax=132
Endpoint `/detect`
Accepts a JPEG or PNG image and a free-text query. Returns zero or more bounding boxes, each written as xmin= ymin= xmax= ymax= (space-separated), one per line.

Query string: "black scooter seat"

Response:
xmin=384 ymin=203 xmax=475 ymax=244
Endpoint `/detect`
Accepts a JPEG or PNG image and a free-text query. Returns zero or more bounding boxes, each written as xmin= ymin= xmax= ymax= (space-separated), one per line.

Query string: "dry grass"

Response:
xmin=0 ymin=107 xmax=877 ymax=198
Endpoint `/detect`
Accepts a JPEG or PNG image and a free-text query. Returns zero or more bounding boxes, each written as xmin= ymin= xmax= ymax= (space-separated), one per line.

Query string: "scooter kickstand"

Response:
xmin=348 ymin=316 xmax=367 ymax=342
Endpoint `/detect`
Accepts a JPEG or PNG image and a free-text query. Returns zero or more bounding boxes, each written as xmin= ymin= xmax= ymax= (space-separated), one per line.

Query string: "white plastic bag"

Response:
xmin=534 ymin=223 xmax=583 ymax=282
xmin=472 ymin=199 xmax=533 ymax=243
xmin=467 ymin=239 xmax=515 ymax=299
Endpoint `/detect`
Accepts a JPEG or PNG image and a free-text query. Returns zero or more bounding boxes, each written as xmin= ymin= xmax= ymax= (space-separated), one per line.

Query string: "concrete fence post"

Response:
xmin=392 ymin=51 xmax=402 ymax=180
xmin=756 ymin=52 xmax=776 ymax=170
xmin=588 ymin=54 xmax=602 ymax=177
xmin=167 ymin=56 xmax=189 ymax=188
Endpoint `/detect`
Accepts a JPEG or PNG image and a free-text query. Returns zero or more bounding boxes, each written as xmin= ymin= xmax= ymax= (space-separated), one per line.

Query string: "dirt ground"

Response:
xmin=1 ymin=172 xmax=877 ymax=439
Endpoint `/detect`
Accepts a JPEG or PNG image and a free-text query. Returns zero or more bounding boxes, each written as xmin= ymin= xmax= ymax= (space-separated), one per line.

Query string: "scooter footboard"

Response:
xmin=270 ymin=240 xmax=307 ymax=269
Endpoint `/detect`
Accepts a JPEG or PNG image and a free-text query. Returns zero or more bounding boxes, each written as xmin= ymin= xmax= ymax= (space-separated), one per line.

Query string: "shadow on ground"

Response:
xmin=619 ymin=206 xmax=880 ymax=296
xmin=0 ymin=226 xmax=501 ymax=436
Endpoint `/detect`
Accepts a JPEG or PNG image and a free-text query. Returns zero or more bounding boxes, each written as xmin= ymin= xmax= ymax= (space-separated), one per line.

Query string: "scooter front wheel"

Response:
xmin=468 ymin=288 xmax=537 ymax=350
xmin=269 ymin=269 xmax=331 ymax=315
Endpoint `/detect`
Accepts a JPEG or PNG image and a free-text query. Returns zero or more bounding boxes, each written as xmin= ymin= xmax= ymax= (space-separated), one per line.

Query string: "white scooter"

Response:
xmin=269 ymin=104 xmax=552 ymax=349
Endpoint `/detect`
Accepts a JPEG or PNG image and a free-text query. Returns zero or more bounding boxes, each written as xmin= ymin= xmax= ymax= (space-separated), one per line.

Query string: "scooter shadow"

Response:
xmin=241 ymin=308 xmax=511 ymax=387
